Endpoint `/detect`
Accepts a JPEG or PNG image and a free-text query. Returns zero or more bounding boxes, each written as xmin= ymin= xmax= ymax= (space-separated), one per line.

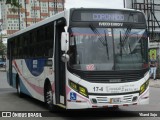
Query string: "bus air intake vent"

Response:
xmin=82 ymin=70 xmax=147 ymax=83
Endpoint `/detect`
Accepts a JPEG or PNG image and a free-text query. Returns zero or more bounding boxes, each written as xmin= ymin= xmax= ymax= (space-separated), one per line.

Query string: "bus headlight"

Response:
xmin=69 ymin=80 xmax=78 ymax=91
xmin=78 ymin=85 xmax=88 ymax=97
xmin=69 ymin=80 xmax=88 ymax=98
xmin=140 ymin=80 xmax=149 ymax=95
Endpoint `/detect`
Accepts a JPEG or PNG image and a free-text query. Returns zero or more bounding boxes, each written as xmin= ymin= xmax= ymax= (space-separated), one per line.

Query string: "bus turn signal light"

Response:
xmin=79 ymin=85 xmax=88 ymax=97
xmin=140 ymin=80 xmax=149 ymax=95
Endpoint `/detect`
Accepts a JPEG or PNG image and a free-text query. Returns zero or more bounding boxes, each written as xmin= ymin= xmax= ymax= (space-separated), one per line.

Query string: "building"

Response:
xmin=124 ymin=0 xmax=160 ymax=77
xmin=1 ymin=0 xmax=65 ymax=35
xmin=124 ymin=0 xmax=160 ymax=41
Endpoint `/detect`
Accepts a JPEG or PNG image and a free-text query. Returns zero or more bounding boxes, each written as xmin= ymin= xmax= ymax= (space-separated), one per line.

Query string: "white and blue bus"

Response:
xmin=7 ymin=8 xmax=149 ymax=110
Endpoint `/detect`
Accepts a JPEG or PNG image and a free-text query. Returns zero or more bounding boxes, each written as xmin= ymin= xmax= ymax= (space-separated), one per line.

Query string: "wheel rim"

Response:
xmin=47 ymin=91 xmax=52 ymax=104
xmin=46 ymin=86 xmax=53 ymax=106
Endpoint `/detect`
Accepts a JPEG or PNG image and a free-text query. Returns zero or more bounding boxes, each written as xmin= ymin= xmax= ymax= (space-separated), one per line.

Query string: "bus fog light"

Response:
xmin=132 ymin=96 xmax=137 ymax=102
xmin=91 ymin=98 xmax=97 ymax=104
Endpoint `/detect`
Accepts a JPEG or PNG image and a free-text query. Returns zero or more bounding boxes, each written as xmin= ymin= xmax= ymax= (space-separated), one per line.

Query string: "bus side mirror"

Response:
xmin=61 ymin=54 xmax=70 ymax=62
xmin=61 ymin=32 xmax=69 ymax=52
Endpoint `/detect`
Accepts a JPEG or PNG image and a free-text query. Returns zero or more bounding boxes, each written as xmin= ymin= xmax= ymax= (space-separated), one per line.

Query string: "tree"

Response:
xmin=0 ymin=0 xmax=20 ymax=8
xmin=0 ymin=41 xmax=6 ymax=60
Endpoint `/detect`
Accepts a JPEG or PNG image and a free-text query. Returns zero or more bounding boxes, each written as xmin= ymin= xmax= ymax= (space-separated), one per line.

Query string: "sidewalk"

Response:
xmin=149 ymin=79 xmax=160 ymax=88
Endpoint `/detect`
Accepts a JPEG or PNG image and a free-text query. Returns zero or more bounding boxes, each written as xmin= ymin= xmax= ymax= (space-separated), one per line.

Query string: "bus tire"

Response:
xmin=44 ymin=82 xmax=54 ymax=111
xmin=16 ymin=75 xmax=23 ymax=98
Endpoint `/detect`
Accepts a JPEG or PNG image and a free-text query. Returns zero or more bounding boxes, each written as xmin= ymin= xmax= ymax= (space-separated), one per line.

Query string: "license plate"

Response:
xmin=110 ymin=98 xmax=121 ymax=104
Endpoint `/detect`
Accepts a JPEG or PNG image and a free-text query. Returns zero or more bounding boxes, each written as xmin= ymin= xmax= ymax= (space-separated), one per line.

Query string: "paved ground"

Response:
xmin=149 ymin=79 xmax=160 ymax=88
xmin=0 ymin=68 xmax=11 ymax=89
xmin=0 ymin=69 xmax=160 ymax=119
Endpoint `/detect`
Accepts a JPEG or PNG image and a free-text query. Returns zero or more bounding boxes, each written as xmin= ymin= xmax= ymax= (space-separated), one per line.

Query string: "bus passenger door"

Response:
xmin=54 ymin=19 xmax=66 ymax=106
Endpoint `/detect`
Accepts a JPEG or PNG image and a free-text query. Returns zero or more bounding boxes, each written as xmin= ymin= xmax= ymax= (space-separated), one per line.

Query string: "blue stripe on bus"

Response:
xmin=12 ymin=73 xmax=17 ymax=88
xmin=19 ymin=77 xmax=32 ymax=97
xmin=13 ymin=73 xmax=32 ymax=96
xmin=7 ymin=72 xmax=32 ymax=97
xmin=6 ymin=72 xmax=17 ymax=89
xmin=25 ymin=58 xmax=47 ymax=76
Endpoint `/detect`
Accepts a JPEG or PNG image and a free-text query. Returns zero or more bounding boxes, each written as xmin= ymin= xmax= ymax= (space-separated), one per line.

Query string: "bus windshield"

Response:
xmin=68 ymin=27 xmax=148 ymax=71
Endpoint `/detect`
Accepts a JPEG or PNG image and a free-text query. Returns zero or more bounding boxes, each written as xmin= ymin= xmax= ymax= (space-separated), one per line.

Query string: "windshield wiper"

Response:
xmin=119 ymin=24 xmax=133 ymax=55
xmin=122 ymin=25 xmax=132 ymax=46
xmin=89 ymin=24 xmax=109 ymax=60
xmin=104 ymin=30 xmax=109 ymax=60
xmin=119 ymin=31 xmax=123 ymax=58
xmin=89 ymin=24 xmax=105 ymax=45
xmin=121 ymin=13 xmax=134 ymax=47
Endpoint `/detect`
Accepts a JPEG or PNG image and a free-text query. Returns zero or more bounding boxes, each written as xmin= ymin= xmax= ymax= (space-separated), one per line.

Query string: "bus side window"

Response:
xmin=33 ymin=30 xmax=37 ymax=43
xmin=45 ymin=23 xmax=54 ymax=57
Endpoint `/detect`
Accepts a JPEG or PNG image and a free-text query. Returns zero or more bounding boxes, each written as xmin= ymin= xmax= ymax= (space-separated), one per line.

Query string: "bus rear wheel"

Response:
xmin=16 ymin=76 xmax=23 ymax=98
xmin=44 ymin=83 xmax=54 ymax=111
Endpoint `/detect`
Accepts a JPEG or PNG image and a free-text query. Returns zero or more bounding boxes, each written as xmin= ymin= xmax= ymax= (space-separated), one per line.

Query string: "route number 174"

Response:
xmin=93 ymin=87 xmax=104 ymax=92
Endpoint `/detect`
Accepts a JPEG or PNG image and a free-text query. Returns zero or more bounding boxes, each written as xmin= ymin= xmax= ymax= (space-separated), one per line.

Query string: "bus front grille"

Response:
xmin=82 ymin=70 xmax=147 ymax=83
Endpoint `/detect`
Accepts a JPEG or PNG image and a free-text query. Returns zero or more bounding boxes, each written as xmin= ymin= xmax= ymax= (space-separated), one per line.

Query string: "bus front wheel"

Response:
xmin=44 ymin=83 xmax=54 ymax=111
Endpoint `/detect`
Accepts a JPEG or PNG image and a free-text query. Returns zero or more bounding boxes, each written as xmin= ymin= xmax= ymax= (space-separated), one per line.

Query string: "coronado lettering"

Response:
xmin=99 ymin=22 xmax=123 ymax=27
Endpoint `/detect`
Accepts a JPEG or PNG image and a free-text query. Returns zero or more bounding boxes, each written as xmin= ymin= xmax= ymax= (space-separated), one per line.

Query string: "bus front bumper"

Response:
xmin=66 ymin=88 xmax=149 ymax=109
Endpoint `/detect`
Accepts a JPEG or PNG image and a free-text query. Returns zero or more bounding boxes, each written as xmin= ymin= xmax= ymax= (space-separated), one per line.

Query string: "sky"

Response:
xmin=65 ymin=0 xmax=124 ymax=9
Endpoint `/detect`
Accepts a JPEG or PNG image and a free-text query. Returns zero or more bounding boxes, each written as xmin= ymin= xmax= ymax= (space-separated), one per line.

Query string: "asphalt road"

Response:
xmin=0 ymin=71 xmax=160 ymax=120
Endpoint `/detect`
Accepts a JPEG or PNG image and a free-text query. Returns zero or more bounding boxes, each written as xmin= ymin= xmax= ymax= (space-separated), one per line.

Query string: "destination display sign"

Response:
xmin=71 ymin=10 xmax=145 ymax=23
xmin=84 ymin=13 xmax=125 ymax=21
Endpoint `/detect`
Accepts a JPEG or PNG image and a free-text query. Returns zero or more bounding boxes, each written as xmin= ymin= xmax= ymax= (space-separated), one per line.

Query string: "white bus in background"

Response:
xmin=7 ymin=8 xmax=149 ymax=111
